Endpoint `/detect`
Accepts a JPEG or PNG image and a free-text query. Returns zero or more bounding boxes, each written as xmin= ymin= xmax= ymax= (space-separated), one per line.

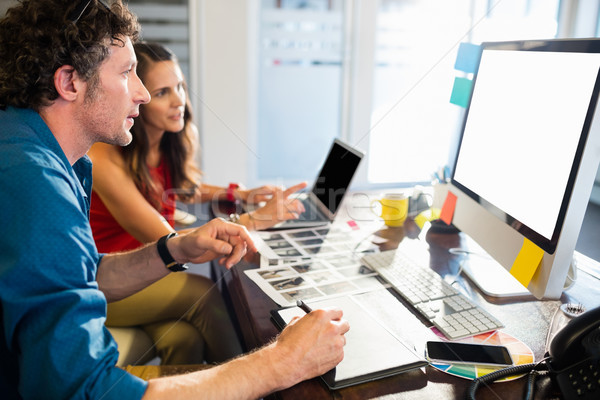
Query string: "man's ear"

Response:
xmin=54 ymin=65 xmax=84 ymax=102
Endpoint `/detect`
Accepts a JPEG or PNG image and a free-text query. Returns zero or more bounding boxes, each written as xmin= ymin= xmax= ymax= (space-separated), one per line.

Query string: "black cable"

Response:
xmin=523 ymin=370 xmax=537 ymax=400
xmin=523 ymin=370 xmax=548 ymax=400
xmin=465 ymin=362 xmax=543 ymax=400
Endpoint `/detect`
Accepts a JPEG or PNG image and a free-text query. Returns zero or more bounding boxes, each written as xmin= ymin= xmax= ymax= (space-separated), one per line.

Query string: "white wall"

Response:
xmin=191 ymin=0 xmax=256 ymax=186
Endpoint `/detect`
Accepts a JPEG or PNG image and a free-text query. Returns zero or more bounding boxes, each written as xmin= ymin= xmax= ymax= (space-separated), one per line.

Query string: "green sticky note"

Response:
xmin=449 ymin=77 xmax=472 ymax=108
xmin=510 ymin=238 xmax=544 ymax=288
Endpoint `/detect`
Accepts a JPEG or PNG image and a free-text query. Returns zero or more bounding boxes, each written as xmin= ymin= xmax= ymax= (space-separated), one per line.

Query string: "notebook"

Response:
xmin=270 ymin=295 xmax=427 ymax=390
xmin=265 ymin=138 xmax=364 ymax=230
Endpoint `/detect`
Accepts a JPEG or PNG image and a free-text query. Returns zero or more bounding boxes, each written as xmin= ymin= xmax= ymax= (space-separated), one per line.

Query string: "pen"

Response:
xmin=296 ymin=299 xmax=313 ymax=314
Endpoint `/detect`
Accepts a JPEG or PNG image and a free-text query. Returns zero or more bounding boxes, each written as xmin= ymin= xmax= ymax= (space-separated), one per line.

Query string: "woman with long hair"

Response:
xmin=88 ymin=41 xmax=305 ymax=364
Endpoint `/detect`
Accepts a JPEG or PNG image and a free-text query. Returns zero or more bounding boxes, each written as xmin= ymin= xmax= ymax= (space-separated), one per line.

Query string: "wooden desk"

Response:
xmin=216 ymin=196 xmax=600 ymax=399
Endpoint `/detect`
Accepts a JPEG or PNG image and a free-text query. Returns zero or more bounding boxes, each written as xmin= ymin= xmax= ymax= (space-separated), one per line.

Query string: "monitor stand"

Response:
xmin=461 ymin=252 xmax=533 ymax=298
xmin=457 ymin=235 xmax=533 ymax=298
xmin=458 ymin=237 xmax=577 ymax=299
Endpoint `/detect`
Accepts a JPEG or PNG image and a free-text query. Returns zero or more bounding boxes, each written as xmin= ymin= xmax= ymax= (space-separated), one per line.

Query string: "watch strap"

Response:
xmin=157 ymin=232 xmax=188 ymax=272
xmin=226 ymin=183 xmax=239 ymax=202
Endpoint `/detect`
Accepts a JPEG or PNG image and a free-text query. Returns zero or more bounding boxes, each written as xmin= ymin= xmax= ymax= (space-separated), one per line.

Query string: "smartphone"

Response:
xmin=425 ymin=341 xmax=513 ymax=366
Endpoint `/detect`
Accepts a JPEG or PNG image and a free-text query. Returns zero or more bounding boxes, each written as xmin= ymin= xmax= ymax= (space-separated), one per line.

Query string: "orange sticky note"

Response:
xmin=440 ymin=191 xmax=457 ymax=225
xmin=510 ymin=238 xmax=544 ymax=287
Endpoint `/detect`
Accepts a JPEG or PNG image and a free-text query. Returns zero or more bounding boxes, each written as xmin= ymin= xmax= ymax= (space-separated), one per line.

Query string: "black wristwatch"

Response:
xmin=157 ymin=232 xmax=188 ymax=272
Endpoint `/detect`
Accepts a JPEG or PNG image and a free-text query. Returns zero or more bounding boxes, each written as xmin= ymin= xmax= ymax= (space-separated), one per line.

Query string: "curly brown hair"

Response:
xmin=125 ymin=42 xmax=201 ymax=208
xmin=0 ymin=0 xmax=140 ymax=111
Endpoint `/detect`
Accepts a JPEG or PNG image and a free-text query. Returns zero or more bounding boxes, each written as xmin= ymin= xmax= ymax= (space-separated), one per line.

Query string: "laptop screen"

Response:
xmin=312 ymin=139 xmax=363 ymax=215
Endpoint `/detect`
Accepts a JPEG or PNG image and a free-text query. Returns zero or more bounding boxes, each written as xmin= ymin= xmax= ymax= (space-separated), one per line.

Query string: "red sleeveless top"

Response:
xmin=90 ymin=158 xmax=176 ymax=253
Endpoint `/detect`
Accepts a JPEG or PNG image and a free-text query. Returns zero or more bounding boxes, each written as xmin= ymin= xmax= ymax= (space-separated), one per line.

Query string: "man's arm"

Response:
xmin=143 ymin=307 xmax=349 ymax=399
xmin=96 ymin=218 xmax=257 ymax=302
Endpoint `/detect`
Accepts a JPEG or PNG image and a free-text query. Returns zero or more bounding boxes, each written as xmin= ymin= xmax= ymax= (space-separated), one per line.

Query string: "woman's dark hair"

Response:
xmin=0 ymin=0 xmax=139 ymax=111
xmin=125 ymin=41 xmax=200 ymax=208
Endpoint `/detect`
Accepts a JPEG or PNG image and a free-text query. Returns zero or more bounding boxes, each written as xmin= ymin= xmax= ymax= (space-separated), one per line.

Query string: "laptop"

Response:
xmin=264 ymin=138 xmax=364 ymax=230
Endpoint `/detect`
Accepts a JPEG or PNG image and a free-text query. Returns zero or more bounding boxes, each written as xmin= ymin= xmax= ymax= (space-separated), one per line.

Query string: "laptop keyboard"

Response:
xmin=361 ymin=249 xmax=504 ymax=340
xmin=296 ymin=198 xmax=325 ymax=222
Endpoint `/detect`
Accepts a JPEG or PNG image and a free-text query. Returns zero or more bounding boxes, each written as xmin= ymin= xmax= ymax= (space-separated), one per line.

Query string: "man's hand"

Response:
xmin=170 ymin=218 xmax=257 ymax=269
xmin=269 ymin=307 xmax=349 ymax=387
xmin=142 ymin=306 xmax=348 ymax=400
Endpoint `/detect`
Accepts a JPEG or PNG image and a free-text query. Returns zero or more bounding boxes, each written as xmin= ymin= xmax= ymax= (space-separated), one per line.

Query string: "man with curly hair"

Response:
xmin=0 ymin=1 xmax=349 ymax=399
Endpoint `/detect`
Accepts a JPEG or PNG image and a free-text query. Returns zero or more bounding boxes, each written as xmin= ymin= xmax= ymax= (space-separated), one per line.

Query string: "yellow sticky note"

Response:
xmin=414 ymin=213 xmax=428 ymax=229
xmin=414 ymin=208 xmax=442 ymax=229
xmin=440 ymin=191 xmax=457 ymax=225
xmin=510 ymin=238 xmax=544 ymax=287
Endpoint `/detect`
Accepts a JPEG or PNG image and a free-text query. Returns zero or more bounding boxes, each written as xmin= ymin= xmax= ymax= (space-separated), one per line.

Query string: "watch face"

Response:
xmin=228 ymin=213 xmax=241 ymax=224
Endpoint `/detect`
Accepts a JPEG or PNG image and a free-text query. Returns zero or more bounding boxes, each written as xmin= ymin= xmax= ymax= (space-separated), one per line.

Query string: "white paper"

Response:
xmin=245 ymin=254 xmax=387 ymax=307
xmin=251 ymin=224 xmax=378 ymax=260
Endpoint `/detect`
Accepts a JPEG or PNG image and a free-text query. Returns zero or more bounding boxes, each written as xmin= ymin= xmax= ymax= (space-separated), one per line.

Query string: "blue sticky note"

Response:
xmin=449 ymin=77 xmax=472 ymax=108
xmin=454 ymin=42 xmax=480 ymax=74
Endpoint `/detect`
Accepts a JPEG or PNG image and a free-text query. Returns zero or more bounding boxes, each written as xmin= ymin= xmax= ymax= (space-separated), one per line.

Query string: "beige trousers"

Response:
xmin=106 ymin=272 xmax=242 ymax=365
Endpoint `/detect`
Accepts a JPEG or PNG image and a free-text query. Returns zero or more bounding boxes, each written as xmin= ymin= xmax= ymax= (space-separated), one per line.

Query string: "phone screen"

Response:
xmin=426 ymin=341 xmax=513 ymax=366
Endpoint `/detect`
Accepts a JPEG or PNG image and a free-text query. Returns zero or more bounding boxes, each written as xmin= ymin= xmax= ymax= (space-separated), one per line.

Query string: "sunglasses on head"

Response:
xmin=68 ymin=0 xmax=111 ymax=24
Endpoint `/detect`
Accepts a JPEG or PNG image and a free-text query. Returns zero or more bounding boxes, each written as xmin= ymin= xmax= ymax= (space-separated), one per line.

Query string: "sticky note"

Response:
xmin=415 ymin=213 xmax=427 ymax=229
xmin=449 ymin=77 xmax=473 ymax=108
xmin=510 ymin=238 xmax=544 ymax=287
xmin=414 ymin=208 xmax=441 ymax=229
xmin=440 ymin=192 xmax=457 ymax=225
xmin=454 ymin=42 xmax=480 ymax=74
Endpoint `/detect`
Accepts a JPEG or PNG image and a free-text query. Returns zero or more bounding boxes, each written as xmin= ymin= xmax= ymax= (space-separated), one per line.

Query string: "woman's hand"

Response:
xmin=242 ymin=182 xmax=307 ymax=230
xmin=237 ymin=185 xmax=281 ymax=204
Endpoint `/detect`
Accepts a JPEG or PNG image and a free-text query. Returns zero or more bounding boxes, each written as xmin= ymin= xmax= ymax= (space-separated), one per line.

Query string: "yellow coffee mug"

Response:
xmin=371 ymin=193 xmax=409 ymax=227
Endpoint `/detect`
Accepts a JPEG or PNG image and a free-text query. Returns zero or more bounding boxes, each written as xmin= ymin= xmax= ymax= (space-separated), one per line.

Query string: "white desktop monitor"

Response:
xmin=443 ymin=39 xmax=600 ymax=300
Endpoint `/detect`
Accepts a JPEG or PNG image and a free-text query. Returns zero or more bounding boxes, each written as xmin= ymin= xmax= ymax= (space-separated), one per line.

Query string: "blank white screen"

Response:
xmin=453 ymin=50 xmax=600 ymax=240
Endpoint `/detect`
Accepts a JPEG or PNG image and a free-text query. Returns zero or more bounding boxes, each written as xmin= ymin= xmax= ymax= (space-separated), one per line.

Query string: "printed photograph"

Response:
xmin=280 ymin=287 xmax=323 ymax=302
xmin=270 ymin=276 xmax=305 ymax=290
xmin=258 ymin=268 xmax=297 ymax=280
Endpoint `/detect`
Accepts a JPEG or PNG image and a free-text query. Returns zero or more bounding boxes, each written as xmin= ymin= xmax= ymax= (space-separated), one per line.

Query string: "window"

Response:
xmin=192 ymin=1 xmax=564 ymax=188
xmin=256 ymin=0 xmax=345 ymax=181
xmin=128 ymin=1 xmax=190 ymax=79
xmin=364 ymin=0 xmax=560 ymax=185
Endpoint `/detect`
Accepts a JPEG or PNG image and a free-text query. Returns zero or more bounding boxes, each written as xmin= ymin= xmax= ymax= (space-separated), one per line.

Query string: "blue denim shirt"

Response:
xmin=0 ymin=107 xmax=147 ymax=399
